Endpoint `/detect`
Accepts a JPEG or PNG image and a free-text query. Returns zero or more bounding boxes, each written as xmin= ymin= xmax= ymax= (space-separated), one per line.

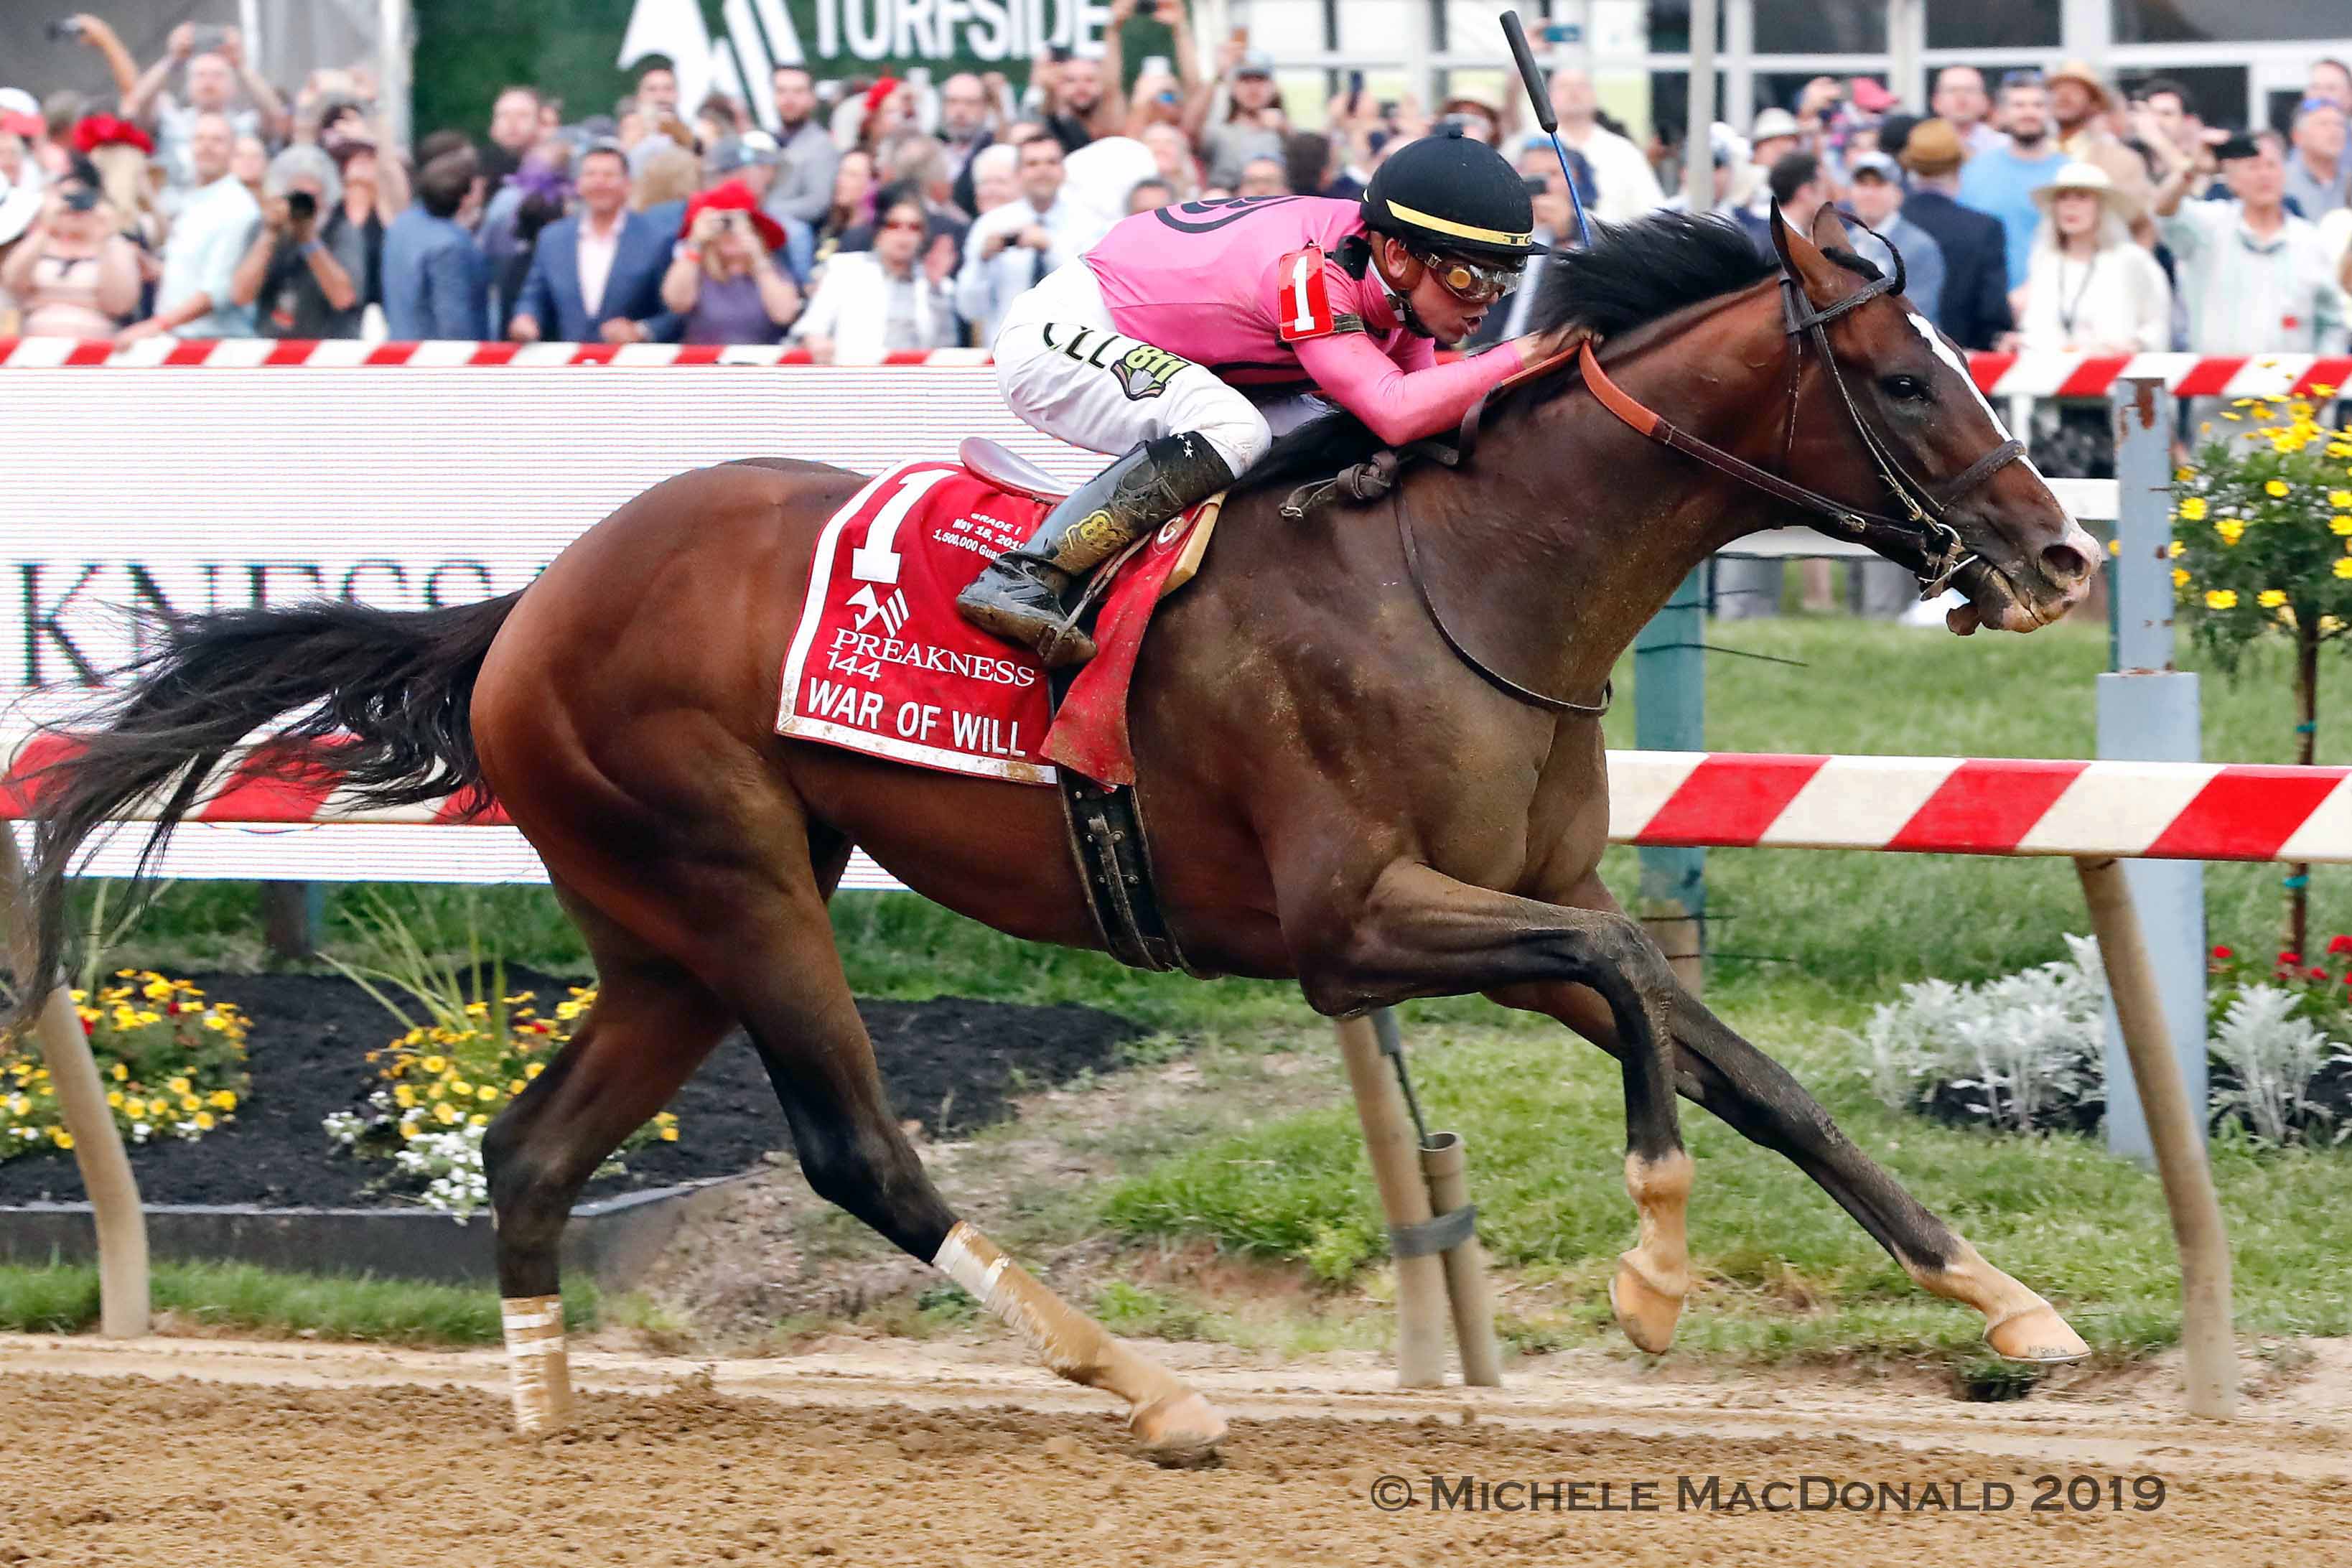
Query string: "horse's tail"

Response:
xmin=12 ymin=592 xmax=523 ymax=1028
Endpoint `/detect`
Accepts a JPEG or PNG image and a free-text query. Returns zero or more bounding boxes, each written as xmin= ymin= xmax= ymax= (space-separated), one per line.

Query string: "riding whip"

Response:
xmin=1501 ymin=11 xmax=1595 ymax=248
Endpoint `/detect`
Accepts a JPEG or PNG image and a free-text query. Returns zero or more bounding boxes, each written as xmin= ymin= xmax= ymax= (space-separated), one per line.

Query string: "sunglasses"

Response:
xmin=1419 ymin=251 xmax=1522 ymax=304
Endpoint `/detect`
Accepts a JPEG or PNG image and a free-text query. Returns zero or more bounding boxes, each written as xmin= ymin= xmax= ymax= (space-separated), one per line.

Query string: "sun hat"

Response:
xmin=2045 ymin=60 xmax=2112 ymax=111
xmin=2030 ymin=160 xmax=2130 ymax=216
xmin=1750 ymin=107 xmax=1800 ymax=143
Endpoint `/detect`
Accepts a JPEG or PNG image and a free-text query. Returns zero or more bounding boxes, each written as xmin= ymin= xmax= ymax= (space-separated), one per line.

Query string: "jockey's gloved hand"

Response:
xmin=1513 ymin=321 xmax=1600 ymax=372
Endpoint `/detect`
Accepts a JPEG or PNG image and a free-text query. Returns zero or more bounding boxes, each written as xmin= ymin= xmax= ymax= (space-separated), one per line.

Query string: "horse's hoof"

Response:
xmin=1610 ymin=1256 xmax=1684 ymax=1355
xmin=1130 ymin=1389 xmax=1227 ymax=1466
xmin=1984 ymin=1302 xmax=2090 ymax=1363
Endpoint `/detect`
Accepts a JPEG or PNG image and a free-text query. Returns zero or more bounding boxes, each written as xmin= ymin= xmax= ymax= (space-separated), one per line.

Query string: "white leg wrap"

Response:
xmin=501 ymin=1294 xmax=573 ymax=1434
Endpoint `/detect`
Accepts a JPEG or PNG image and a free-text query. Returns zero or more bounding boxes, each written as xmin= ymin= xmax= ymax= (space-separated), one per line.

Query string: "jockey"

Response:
xmin=957 ymin=126 xmax=1590 ymax=667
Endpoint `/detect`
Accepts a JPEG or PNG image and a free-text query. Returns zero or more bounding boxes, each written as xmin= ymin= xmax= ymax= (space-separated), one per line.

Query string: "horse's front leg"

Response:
xmin=1289 ymin=859 xmax=1694 ymax=1354
xmin=1490 ymin=874 xmax=2089 ymax=1364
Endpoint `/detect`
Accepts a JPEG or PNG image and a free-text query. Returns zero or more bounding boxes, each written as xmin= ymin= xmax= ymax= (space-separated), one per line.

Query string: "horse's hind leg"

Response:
xmin=533 ymin=775 xmax=1226 ymax=1459
xmin=482 ymin=886 xmax=738 ymax=1432
xmin=1493 ymin=874 xmax=2089 ymax=1364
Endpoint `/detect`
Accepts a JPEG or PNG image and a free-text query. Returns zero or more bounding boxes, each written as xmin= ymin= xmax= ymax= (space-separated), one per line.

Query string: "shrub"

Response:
xmin=1860 ymin=935 xmax=2107 ymax=1134
xmin=0 ymin=970 xmax=250 ymax=1159
xmin=2207 ymin=986 xmax=2350 ymax=1146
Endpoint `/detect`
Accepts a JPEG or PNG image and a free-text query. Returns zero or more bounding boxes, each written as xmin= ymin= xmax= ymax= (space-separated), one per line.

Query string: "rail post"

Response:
xmin=1634 ymin=568 xmax=1707 ymax=994
xmin=2099 ymin=377 xmax=2208 ymax=1162
xmin=0 ymin=831 xmax=149 ymax=1336
xmin=2073 ymin=855 xmax=2238 ymax=1417
xmin=1335 ymin=1012 xmax=1450 ymax=1387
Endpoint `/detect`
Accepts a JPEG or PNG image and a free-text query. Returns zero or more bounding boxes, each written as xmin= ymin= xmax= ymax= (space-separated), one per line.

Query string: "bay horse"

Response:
xmin=19 ymin=206 xmax=2099 ymax=1460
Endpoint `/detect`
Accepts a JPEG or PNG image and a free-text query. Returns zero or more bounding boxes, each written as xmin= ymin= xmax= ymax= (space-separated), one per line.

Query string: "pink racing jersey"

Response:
xmin=1083 ymin=195 xmax=1526 ymax=448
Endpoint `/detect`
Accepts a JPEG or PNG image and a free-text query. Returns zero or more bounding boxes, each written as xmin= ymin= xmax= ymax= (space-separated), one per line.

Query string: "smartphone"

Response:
xmin=46 ymin=17 xmax=86 ymax=40
xmin=1141 ymin=55 xmax=1171 ymax=78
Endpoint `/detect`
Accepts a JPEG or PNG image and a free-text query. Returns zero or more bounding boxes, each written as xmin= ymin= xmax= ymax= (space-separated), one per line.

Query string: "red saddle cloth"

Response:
xmin=773 ymin=459 xmax=1207 ymax=787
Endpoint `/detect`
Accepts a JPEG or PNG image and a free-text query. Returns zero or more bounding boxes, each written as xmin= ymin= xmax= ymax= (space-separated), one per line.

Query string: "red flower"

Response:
xmin=2280 ymin=951 xmax=2302 ymax=965
xmin=70 ymin=114 xmax=154 ymax=156
xmin=2212 ymin=945 xmax=2234 ymax=960
xmin=2310 ymin=968 xmax=2329 ymax=981
xmin=2330 ymin=935 xmax=2352 ymax=956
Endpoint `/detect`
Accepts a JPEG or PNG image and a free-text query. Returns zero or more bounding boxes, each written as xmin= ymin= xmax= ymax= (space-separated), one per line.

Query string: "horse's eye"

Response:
xmin=1882 ymin=374 xmax=1931 ymax=403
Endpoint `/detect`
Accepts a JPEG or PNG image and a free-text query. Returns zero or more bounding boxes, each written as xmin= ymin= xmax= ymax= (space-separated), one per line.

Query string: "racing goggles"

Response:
xmin=1418 ymin=251 xmax=1523 ymax=304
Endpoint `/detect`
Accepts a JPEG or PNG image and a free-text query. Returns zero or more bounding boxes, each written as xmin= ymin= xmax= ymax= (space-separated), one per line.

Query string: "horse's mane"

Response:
xmin=1234 ymin=210 xmax=1880 ymax=500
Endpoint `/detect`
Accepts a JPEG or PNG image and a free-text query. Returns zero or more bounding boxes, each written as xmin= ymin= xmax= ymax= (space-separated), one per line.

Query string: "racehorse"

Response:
xmin=19 ymin=205 xmax=2098 ymax=1461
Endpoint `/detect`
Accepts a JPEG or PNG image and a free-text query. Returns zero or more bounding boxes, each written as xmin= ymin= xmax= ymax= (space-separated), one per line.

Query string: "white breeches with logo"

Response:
xmin=991 ymin=259 xmax=1325 ymax=477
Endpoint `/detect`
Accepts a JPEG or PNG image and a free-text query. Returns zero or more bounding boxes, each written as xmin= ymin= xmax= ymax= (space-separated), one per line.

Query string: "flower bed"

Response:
xmin=1 ymin=971 xmax=248 ymax=1159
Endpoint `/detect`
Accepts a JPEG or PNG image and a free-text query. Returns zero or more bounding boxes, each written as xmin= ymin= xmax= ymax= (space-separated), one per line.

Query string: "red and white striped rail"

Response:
xmin=4 ymin=337 xmax=2348 ymax=398
xmin=9 ymin=739 xmax=2352 ymax=865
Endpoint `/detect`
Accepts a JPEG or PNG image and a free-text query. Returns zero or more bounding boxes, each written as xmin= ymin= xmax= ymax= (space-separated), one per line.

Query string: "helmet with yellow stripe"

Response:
xmin=1359 ymin=124 xmax=1549 ymax=262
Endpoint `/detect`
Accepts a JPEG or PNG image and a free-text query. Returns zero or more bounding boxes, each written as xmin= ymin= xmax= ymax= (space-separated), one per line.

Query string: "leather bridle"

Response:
xmin=1577 ymin=261 xmax=2027 ymax=599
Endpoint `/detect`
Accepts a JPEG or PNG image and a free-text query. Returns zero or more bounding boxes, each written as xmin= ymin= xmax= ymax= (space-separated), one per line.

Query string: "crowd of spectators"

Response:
xmin=4 ymin=13 xmax=2347 ymax=386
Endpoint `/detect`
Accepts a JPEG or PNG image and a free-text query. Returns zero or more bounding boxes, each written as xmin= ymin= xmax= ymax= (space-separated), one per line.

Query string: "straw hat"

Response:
xmin=2045 ymin=60 xmax=2112 ymax=110
xmin=1898 ymin=117 xmax=1964 ymax=177
xmin=2030 ymin=161 xmax=2131 ymax=217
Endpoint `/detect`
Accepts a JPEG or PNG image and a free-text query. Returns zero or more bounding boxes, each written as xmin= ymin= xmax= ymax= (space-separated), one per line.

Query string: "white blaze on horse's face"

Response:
xmin=1904 ymin=311 xmax=2081 ymax=528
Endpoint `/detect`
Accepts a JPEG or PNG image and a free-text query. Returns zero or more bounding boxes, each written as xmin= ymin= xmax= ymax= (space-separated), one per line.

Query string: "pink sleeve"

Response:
xmin=1291 ymin=329 xmax=1523 ymax=447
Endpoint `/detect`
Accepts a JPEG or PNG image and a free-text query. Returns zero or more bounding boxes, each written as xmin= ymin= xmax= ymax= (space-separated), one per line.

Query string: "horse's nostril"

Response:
xmin=2043 ymin=541 xmax=2094 ymax=584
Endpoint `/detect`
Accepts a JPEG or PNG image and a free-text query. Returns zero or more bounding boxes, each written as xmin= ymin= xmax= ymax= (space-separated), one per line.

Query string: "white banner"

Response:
xmin=3 ymin=365 xmax=1090 ymax=886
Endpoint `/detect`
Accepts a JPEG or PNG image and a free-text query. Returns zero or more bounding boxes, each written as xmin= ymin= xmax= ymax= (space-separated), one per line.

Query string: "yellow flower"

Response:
xmin=2106 ymin=537 xmax=2121 ymax=555
xmin=468 ymin=1114 xmax=489 ymax=1127
xmin=52 ymin=1130 xmax=73 ymax=1150
xmin=2175 ymin=466 xmax=2197 ymax=482
xmin=393 ymin=1084 xmax=417 ymax=1109
xmin=2215 ymin=518 xmax=2246 ymax=544
xmin=147 ymin=1098 xmax=169 ymax=1119
xmin=179 ymin=1095 xmax=200 ymax=1112
xmin=9 ymin=1096 xmax=28 ymax=1116
xmin=434 ymin=1102 xmax=458 ymax=1125
xmin=2331 ymin=443 xmax=2352 ymax=459
xmin=421 ymin=1055 xmax=446 ymax=1074
xmin=166 ymin=1076 xmax=190 ymax=1096
xmin=106 ymin=1091 xmax=123 ymax=1109
xmin=109 ymin=1063 xmax=127 ymax=1081
xmin=508 ymin=1079 xmax=527 ymax=1095
xmin=2177 ymin=495 xmax=2208 ymax=521
xmin=2259 ymin=589 xmax=2287 ymax=607
xmin=525 ymin=1062 xmax=543 ymax=1080
xmin=2167 ymin=540 xmax=2186 ymax=558
xmin=659 ymin=1125 xmax=679 ymax=1142
xmin=193 ymin=1112 xmax=214 ymax=1131
xmin=476 ymin=1085 xmax=498 ymax=1102
xmin=142 ymin=979 xmax=172 ymax=1001
xmin=209 ymin=1090 xmax=236 ymax=1110
xmin=2332 ymin=490 xmax=2352 ymax=508
xmin=449 ymin=1080 xmax=471 ymax=1098
xmin=2264 ymin=478 xmax=2291 ymax=498
xmin=2206 ymin=589 xmax=2239 ymax=608
xmin=2335 ymin=559 xmax=2352 ymax=580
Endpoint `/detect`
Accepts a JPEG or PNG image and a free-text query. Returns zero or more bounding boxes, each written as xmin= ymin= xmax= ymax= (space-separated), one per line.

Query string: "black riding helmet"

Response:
xmin=1360 ymin=125 xmax=1549 ymax=262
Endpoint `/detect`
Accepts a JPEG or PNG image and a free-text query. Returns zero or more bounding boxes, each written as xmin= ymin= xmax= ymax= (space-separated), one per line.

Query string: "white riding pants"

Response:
xmin=991 ymin=259 xmax=1327 ymax=477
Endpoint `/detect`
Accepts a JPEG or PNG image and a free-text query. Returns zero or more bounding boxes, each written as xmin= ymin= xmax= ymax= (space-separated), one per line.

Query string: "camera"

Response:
xmin=46 ymin=17 xmax=86 ymax=40
xmin=60 ymin=183 xmax=100 ymax=213
xmin=287 ymin=190 xmax=317 ymax=221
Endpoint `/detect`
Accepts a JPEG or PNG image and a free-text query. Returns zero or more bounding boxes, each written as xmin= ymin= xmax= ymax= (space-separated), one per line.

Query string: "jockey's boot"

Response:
xmin=956 ymin=432 xmax=1235 ymax=668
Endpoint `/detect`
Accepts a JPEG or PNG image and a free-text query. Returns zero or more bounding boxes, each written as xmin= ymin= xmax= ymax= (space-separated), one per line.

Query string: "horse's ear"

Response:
xmin=1773 ymin=198 xmax=1851 ymax=309
xmin=1809 ymin=201 xmax=1854 ymax=254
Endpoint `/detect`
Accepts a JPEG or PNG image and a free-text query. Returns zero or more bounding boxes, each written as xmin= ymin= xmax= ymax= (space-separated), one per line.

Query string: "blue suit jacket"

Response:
xmin=511 ymin=210 xmax=681 ymax=343
xmin=1900 ymin=190 xmax=2012 ymax=353
xmin=381 ymin=209 xmax=489 ymax=340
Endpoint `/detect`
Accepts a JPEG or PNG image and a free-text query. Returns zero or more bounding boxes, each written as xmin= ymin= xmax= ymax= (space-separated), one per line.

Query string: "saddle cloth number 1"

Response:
xmin=1277 ymin=247 xmax=1335 ymax=342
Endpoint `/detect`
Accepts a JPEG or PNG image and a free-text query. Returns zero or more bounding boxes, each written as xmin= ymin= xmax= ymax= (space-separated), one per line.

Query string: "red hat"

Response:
xmin=1849 ymin=78 xmax=1897 ymax=114
xmin=681 ymin=179 xmax=788 ymax=253
xmin=71 ymin=114 xmax=155 ymax=156
xmin=0 ymin=111 xmax=41 ymax=140
xmin=862 ymin=76 xmax=900 ymax=117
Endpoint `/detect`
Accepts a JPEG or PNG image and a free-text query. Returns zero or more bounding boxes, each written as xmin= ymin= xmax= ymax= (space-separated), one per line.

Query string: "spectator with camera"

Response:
xmin=0 ymin=154 xmax=139 ymax=337
xmin=1185 ymin=42 xmax=1285 ymax=190
xmin=123 ymin=22 xmax=286 ymax=196
xmin=230 ymin=144 xmax=360 ymax=338
xmin=117 ymin=109 xmax=257 ymax=341
xmin=382 ymin=146 xmax=487 ymax=340
xmin=661 ymin=185 xmax=801 ymax=345
xmin=956 ymin=130 xmax=1103 ymax=346
xmin=44 ymin=15 xmax=139 ymax=118
xmin=791 ymin=181 xmax=958 ymax=362
xmin=509 ymin=141 xmax=678 ymax=345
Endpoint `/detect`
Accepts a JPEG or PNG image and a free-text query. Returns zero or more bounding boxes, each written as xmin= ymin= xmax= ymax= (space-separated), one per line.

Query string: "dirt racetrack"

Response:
xmin=3 ymin=1335 xmax=2347 ymax=1566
